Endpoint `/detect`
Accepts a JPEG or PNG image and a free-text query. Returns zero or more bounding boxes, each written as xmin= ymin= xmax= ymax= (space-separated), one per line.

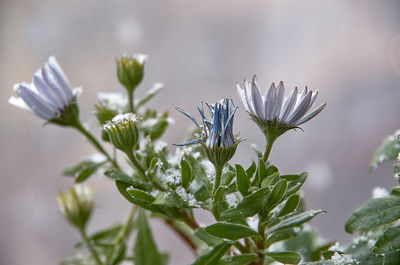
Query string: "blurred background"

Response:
xmin=2 ymin=0 xmax=400 ymax=264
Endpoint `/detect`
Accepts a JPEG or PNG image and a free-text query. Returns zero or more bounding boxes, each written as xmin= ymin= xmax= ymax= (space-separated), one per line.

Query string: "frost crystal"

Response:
xmin=163 ymin=168 xmax=181 ymax=185
xmin=148 ymin=82 xmax=164 ymax=94
xmin=201 ymin=160 xmax=215 ymax=178
xmin=97 ymin=92 xmax=127 ymax=111
xmin=175 ymin=187 xmax=199 ymax=207
xmin=247 ymin=215 xmax=259 ymax=231
xmin=88 ymin=153 xmax=107 ymax=163
xmin=331 ymin=252 xmax=359 ymax=265
xmin=154 ymin=140 xmax=167 ymax=153
xmin=226 ymin=193 xmax=240 ymax=208
xmin=372 ymin=187 xmax=389 ymax=198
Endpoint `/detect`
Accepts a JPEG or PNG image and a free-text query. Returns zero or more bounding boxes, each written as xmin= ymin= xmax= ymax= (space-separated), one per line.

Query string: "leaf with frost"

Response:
xmin=370 ymin=130 xmax=400 ymax=169
xmin=345 ymin=196 xmax=400 ymax=233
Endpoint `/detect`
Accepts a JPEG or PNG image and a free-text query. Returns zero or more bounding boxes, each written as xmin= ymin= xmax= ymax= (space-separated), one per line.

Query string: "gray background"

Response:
xmin=1 ymin=0 xmax=400 ymax=264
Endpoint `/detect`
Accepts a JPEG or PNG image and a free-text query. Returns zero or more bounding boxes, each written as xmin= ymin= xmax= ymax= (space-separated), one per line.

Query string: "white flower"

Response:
xmin=236 ymin=75 xmax=326 ymax=127
xmin=9 ymin=56 xmax=80 ymax=120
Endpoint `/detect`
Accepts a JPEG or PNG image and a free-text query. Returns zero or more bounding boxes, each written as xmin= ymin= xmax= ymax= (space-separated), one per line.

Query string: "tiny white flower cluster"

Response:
xmin=97 ymin=92 xmax=128 ymax=111
xmin=331 ymin=252 xmax=359 ymax=265
xmin=163 ymin=168 xmax=181 ymax=185
xmin=175 ymin=187 xmax=199 ymax=207
xmin=372 ymin=186 xmax=389 ymax=199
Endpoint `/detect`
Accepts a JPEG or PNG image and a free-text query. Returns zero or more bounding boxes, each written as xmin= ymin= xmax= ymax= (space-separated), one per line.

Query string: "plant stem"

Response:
xmin=120 ymin=205 xmax=137 ymax=240
xmin=79 ymin=228 xmax=103 ymax=265
xmin=127 ymin=151 xmax=166 ymax=191
xmin=128 ymin=91 xmax=135 ymax=113
xmin=212 ymin=164 xmax=224 ymax=196
xmin=164 ymin=219 xmax=197 ymax=253
xmin=234 ymin=241 xmax=248 ymax=254
xmin=180 ymin=210 xmax=199 ymax=230
xmin=74 ymin=122 xmax=120 ymax=169
xmin=262 ymin=134 xmax=277 ymax=163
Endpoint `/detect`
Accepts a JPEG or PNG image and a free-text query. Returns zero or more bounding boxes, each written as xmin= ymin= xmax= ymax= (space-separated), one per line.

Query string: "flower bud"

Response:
xmin=103 ymin=113 xmax=140 ymax=155
xmin=56 ymin=185 xmax=94 ymax=230
xmin=116 ymin=54 xmax=147 ymax=93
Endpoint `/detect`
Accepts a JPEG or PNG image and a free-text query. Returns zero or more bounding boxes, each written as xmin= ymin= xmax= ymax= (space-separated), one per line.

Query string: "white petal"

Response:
xmin=33 ymin=69 xmax=64 ymax=110
xmin=264 ymin=83 xmax=276 ymax=120
xmin=47 ymin=56 xmax=73 ymax=101
xmin=273 ymin=81 xmax=285 ymax=118
xmin=8 ymin=95 xmax=32 ymax=112
xmin=251 ymin=75 xmax=264 ymax=119
xmin=287 ymin=91 xmax=312 ymax=124
xmin=236 ymin=83 xmax=250 ymax=112
xmin=243 ymin=78 xmax=256 ymax=114
xmin=296 ymin=103 xmax=327 ymax=126
xmin=279 ymin=87 xmax=298 ymax=122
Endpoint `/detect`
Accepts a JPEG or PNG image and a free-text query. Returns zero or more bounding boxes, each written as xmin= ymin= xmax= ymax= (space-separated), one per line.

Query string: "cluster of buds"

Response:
xmin=56 ymin=185 xmax=94 ymax=231
xmin=103 ymin=113 xmax=140 ymax=155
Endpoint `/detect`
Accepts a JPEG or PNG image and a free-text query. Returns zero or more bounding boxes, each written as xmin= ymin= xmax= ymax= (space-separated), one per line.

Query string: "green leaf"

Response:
xmin=135 ymin=84 xmax=163 ymax=111
xmin=221 ymin=187 xmax=270 ymax=220
xmin=258 ymin=159 xmax=268 ymax=182
xmin=236 ymin=164 xmax=250 ymax=196
xmin=141 ymin=117 xmax=169 ymax=140
xmin=203 ymin=222 xmax=258 ymax=241
xmin=261 ymin=172 xmax=280 ymax=187
xmin=374 ymin=226 xmax=400 ymax=253
xmin=181 ymin=159 xmax=192 ymax=189
xmin=246 ymin=161 xmax=257 ymax=180
xmin=263 ymin=251 xmax=302 ymax=264
xmin=370 ymin=131 xmax=400 ymax=168
xmin=108 ymin=242 xmax=126 ymax=265
xmin=345 ymin=195 xmax=400 ymax=233
xmin=278 ymin=194 xmax=300 ymax=217
xmin=194 ymin=227 xmax=224 ymax=246
xmin=134 ymin=209 xmax=163 ymax=265
xmin=222 ymin=164 xmax=236 ymax=186
xmin=126 ymin=188 xmax=155 ymax=203
xmin=191 ymin=241 xmax=232 ymax=265
xmin=266 ymin=179 xmax=287 ymax=210
xmin=269 ymin=210 xmax=325 ymax=233
xmin=283 ymin=172 xmax=308 ymax=197
xmin=217 ymin=254 xmax=258 ymax=265
xmin=63 ymin=160 xmax=105 ymax=183
xmin=265 ymin=228 xmax=299 ymax=247
xmin=105 ymin=170 xmax=151 ymax=191
xmin=153 ymin=191 xmax=184 ymax=208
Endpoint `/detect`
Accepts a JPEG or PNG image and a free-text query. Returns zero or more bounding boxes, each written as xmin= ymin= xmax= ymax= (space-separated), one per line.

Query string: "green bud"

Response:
xmin=199 ymin=140 xmax=242 ymax=168
xmin=116 ymin=54 xmax=147 ymax=93
xmin=56 ymin=185 xmax=94 ymax=231
xmin=103 ymin=113 xmax=140 ymax=155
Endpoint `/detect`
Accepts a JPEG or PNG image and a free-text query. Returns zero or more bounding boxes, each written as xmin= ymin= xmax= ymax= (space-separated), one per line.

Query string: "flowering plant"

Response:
xmin=9 ymin=55 xmax=400 ymax=265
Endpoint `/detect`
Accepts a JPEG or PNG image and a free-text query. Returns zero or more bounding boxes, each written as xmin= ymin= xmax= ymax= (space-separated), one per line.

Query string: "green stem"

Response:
xmin=212 ymin=164 xmax=224 ymax=196
xmin=128 ymin=91 xmax=135 ymax=113
xmin=79 ymin=228 xmax=103 ymax=265
xmin=120 ymin=205 xmax=137 ymax=240
xmin=180 ymin=210 xmax=199 ymax=230
xmin=74 ymin=122 xmax=120 ymax=169
xmin=262 ymin=134 xmax=277 ymax=163
xmin=126 ymin=151 xmax=165 ymax=191
xmin=164 ymin=219 xmax=197 ymax=252
xmin=234 ymin=241 xmax=249 ymax=254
